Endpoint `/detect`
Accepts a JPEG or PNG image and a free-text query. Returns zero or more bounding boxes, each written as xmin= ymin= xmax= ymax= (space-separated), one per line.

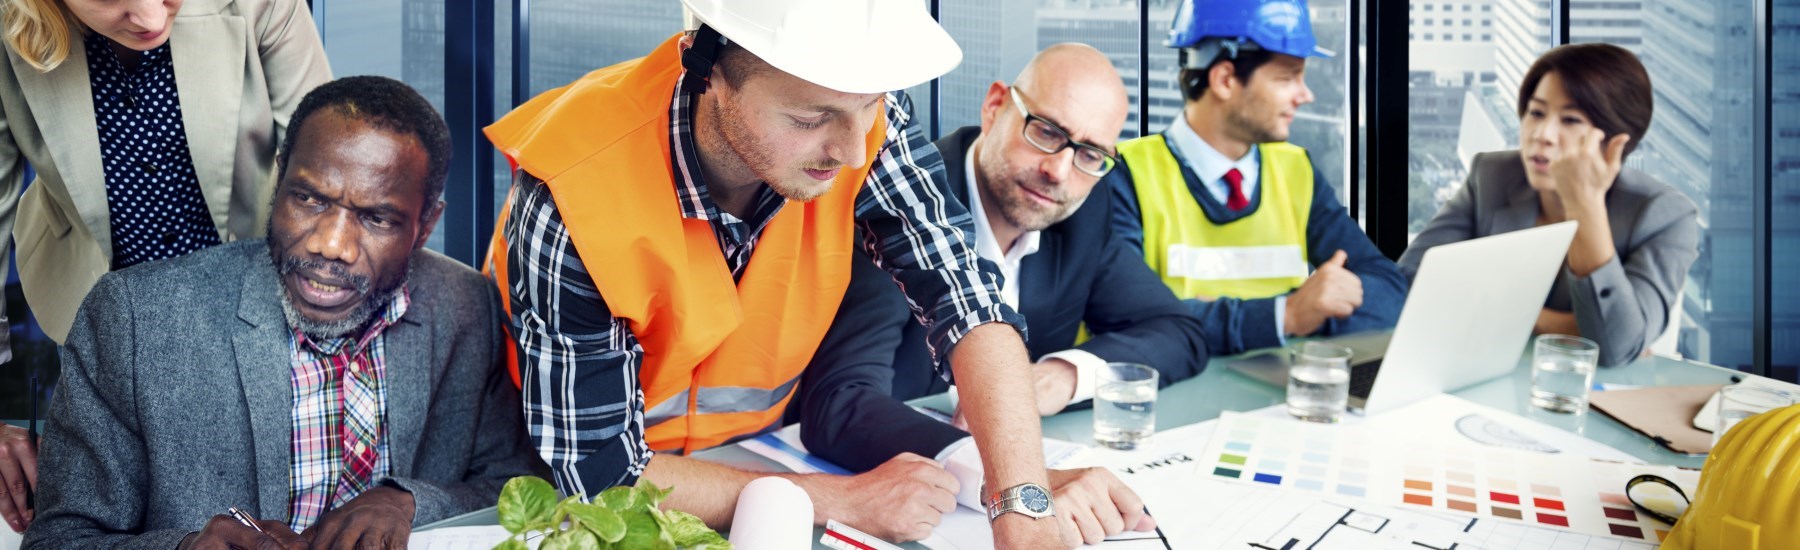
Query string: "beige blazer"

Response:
xmin=0 ymin=0 xmax=330 ymax=343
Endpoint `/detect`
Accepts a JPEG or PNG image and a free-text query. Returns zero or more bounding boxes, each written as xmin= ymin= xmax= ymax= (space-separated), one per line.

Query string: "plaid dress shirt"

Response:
xmin=502 ymin=73 xmax=1023 ymax=498
xmin=285 ymin=289 xmax=409 ymax=530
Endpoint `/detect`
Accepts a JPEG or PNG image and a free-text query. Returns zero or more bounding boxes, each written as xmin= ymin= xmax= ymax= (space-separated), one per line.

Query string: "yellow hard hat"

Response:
xmin=1662 ymin=403 xmax=1800 ymax=550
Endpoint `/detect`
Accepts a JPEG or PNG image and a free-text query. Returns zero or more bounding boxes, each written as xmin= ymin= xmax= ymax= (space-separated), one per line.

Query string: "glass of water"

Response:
xmin=1094 ymin=363 xmax=1157 ymax=450
xmin=1530 ymin=334 xmax=1599 ymax=413
xmin=1288 ymin=342 xmax=1354 ymax=423
xmin=1714 ymin=385 xmax=1795 ymax=448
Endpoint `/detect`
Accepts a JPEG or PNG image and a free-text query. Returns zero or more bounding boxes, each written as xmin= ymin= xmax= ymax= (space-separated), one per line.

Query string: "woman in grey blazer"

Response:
xmin=0 ymin=0 xmax=329 ymax=534
xmin=1398 ymin=44 xmax=1698 ymax=368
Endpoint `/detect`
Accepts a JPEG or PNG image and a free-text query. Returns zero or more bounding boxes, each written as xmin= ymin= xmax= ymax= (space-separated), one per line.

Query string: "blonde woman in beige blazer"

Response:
xmin=0 ymin=0 xmax=328 ymax=532
xmin=0 ymin=0 xmax=329 ymax=346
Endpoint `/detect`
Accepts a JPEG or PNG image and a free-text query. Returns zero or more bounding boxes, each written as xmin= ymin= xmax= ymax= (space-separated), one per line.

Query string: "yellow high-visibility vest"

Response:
xmin=1117 ymin=135 xmax=1315 ymax=301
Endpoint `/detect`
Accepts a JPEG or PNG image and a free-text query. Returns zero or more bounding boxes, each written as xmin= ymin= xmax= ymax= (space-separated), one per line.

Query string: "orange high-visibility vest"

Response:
xmin=482 ymin=34 xmax=887 ymax=454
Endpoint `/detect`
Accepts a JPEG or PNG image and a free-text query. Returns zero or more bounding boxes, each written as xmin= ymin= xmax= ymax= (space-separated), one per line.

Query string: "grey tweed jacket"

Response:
xmin=23 ymin=240 xmax=543 ymax=549
xmin=1398 ymin=150 xmax=1699 ymax=367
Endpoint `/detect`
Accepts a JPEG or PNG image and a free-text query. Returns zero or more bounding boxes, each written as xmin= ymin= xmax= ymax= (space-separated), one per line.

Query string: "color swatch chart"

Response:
xmin=1197 ymin=412 xmax=1698 ymax=546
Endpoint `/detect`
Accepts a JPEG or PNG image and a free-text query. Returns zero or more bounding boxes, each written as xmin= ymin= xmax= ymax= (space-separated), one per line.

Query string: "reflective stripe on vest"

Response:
xmin=482 ymin=33 xmax=885 ymax=454
xmin=1117 ymin=135 xmax=1314 ymax=301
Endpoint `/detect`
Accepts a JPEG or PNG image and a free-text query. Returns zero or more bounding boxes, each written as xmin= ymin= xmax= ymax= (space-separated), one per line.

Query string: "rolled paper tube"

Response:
xmin=728 ymin=476 xmax=816 ymax=549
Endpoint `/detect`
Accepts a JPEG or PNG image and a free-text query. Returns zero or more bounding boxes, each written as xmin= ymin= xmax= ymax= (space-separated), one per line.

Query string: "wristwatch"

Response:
xmin=983 ymin=482 xmax=1054 ymax=522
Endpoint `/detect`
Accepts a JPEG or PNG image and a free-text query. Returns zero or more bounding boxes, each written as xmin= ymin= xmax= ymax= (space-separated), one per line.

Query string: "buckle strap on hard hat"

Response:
xmin=1179 ymin=37 xmax=1263 ymax=70
xmin=681 ymin=24 xmax=728 ymax=96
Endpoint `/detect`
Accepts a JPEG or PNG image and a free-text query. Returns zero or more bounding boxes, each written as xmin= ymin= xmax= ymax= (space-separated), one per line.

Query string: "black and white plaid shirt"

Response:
xmin=503 ymin=74 xmax=1023 ymax=497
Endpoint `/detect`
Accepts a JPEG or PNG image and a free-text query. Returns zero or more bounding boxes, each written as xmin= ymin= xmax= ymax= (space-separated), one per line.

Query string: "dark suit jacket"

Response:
xmin=1398 ymin=150 xmax=1698 ymax=366
xmin=793 ymin=126 xmax=1209 ymax=472
xmin=24 ymin=240 xmax=543 ymax=549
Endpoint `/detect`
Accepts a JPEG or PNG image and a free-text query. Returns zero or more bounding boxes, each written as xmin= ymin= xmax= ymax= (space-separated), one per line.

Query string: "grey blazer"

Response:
xmin=1398 ymin=150 xmax=1699 ymax=367
xmin=23 ymin=241 xmax=543 ymax=549
xmin=0 ymin=0 xmax=331 ymax=344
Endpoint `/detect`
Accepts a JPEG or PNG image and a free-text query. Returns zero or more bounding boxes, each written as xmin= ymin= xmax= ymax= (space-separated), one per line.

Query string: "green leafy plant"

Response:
xmin=494 ymin=476 xmax=732 ymax=550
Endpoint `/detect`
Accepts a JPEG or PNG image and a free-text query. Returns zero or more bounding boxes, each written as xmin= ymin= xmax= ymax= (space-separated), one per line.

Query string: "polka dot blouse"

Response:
xmin=85 ymin=32 xmax=220 ymax=270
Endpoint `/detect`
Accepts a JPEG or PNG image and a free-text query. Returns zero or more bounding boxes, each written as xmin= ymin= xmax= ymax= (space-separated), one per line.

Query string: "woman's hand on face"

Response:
xmin=1549 ymin=128 xmax=1630 ymax=207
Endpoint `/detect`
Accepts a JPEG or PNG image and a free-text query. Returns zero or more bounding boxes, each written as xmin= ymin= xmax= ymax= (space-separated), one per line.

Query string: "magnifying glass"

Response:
xmin=1625 ymin=474 xmax=1691 ymax=526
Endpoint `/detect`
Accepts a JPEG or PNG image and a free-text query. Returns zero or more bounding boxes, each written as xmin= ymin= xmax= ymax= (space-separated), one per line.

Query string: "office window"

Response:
xmin=1567 ymin=1 xmax=1756 ymax=370
xmin=939 ymin=0 xmax=1136 ymax=137
xmin=319 ymin=0 xmax=448 ymax=252
xmin=1426 ymin=4 xmax=1435 ymax=11
xmin=1464 ymin=18 xmax=1473 ymax=26
xmin=1482 ymin=33 xmax=1492 ymax=41
xmin=1407 ymin=0 xmax=1551 ymax=240
xmin=1464 ymin=4 xmax=1473 ymax=11
xmin=1775 ymin=0 xmax=1800 ymax=382
xmin=527 ymin=1 xmax=683 ymax=98
xmin=1463 ymin=33 xmax=1473 ymax=40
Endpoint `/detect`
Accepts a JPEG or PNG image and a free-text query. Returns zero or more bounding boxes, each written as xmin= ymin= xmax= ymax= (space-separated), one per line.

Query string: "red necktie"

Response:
xmin=1224 ymin=168 xmax=1249 ymax=211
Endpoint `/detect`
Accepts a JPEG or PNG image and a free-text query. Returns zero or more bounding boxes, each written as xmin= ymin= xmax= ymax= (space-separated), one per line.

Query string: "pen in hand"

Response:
xmin=228 ymin=507 xmax=267 ymax=534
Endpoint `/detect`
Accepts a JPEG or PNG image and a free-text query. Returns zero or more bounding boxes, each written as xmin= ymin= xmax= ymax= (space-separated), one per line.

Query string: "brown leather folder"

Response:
xmin=1588 ymin=384 xmax=1725 ymax=455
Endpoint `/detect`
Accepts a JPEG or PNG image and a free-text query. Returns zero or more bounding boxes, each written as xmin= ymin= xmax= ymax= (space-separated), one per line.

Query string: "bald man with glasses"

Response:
xmin=790 ymin=43 xmax=1203 ymax=546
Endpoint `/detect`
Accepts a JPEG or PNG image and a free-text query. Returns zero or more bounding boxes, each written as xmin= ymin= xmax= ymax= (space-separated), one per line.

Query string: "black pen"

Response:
xmin=1144 ymin=505 xmax=1172 ymax=550
xmin=228 ymin=507 xmax=267 ymax=533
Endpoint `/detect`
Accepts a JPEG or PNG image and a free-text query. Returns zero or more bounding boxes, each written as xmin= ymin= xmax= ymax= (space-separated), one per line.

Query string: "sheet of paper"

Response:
xmin=408 ymin=525 xmax=530 ymax=549
xmin=1192 ymin=398 xmax=1698 ymax=546
xmin=740 ymin=416 xmax=1087 ymax=476
xmin=1238 ymin=394 xmax=1640 ymax=463
xmin=1 ymin=523 xmax=22 ymax=550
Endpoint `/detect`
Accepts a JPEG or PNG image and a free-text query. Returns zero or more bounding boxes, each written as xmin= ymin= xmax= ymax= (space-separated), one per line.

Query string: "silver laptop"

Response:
xmin=1227 ymin=221 xmax=1579 ymax=415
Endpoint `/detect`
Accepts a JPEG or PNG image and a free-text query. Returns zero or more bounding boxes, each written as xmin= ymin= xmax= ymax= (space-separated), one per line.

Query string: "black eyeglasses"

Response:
xmin=1008 ymin=86 xmax=1118 ymax=178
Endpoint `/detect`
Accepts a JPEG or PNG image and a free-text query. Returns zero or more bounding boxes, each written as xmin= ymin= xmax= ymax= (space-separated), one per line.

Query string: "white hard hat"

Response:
xmin=680 ymin=0 xmax=962 ymax=94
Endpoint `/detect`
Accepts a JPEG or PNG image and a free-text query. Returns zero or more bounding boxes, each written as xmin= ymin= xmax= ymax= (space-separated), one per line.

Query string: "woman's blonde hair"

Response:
xmin=3 ymin=0 xmax=80 ymax=72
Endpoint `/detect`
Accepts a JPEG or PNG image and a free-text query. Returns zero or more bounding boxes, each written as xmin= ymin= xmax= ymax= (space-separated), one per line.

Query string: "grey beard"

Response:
xmin=276 ymin=264 xmax=411 ymax=342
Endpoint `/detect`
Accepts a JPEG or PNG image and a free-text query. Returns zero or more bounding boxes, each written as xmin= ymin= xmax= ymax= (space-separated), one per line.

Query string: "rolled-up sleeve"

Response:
xmin=504 ymin=172 xmax=653 ymax=497
xmin=852 ymin=92 xmax=1025 ymax=374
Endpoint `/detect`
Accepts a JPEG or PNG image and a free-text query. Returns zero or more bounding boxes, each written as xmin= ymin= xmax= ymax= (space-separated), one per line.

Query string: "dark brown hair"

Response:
xmin=1516 ymin=43 xmax=1653 ymax=160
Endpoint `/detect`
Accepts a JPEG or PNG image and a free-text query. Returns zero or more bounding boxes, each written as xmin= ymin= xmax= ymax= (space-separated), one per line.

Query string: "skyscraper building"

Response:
xmin=940 ymin=0 xmax=1039 ymax=131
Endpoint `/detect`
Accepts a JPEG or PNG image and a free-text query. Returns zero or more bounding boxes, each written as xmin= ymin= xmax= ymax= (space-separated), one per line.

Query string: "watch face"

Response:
xmin=1020 ymin=485 xmax=1050 ymax=513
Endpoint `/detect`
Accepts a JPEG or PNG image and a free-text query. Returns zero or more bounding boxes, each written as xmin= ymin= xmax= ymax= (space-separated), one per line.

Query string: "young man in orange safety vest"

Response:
xmin=485 ymin=0 xmax=1140 ymax=547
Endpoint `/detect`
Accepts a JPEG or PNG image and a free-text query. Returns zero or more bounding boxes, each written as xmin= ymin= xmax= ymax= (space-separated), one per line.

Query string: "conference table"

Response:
xmin=418 ymin=345 xmax=1737 ymax=548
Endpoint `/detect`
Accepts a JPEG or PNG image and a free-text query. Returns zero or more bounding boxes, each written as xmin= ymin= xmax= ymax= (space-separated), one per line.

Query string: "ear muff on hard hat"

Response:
xmin=1661 ymin=402 xmax=1800 ymax=550
xmin=680 ymin=25 xmax=727 ymax=96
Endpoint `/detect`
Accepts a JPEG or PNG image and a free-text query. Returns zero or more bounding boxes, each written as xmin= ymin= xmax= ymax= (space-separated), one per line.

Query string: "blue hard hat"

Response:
xmin=1168 ymin=0 xmax=1333 ymax=60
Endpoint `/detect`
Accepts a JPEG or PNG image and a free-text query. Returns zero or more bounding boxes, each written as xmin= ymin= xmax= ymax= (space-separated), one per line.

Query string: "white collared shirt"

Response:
xmin=1165 ymin=112 xmax=1263 ymax=206
xmin=935 ymin=140 xmax=1112 ymax=511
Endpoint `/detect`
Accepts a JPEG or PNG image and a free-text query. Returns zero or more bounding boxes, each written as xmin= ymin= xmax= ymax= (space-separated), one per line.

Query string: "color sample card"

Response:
xmin=1198 ymin=411 xmax=1698 ymax=546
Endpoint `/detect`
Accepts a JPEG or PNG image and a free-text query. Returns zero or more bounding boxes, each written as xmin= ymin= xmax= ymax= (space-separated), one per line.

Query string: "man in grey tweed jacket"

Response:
xmin=23 ymin=77 xmax=541 ymax=549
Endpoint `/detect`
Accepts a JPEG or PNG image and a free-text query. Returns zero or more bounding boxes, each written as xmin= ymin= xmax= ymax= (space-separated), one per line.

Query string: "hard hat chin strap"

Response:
xmin=682 ymin=24 xmax=729 ymax=96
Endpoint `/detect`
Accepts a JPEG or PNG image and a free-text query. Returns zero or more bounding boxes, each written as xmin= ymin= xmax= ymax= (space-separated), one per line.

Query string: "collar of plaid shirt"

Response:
xmin=667 ymin=74 xmax=788 ymax=258
xmin=286 ymin=286 xmax=411 ymax=530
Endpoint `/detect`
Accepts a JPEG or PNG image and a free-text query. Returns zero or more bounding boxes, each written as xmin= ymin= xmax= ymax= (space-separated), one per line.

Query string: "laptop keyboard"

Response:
xmin=1350 ymin=360 xmax=1383 ymax=399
